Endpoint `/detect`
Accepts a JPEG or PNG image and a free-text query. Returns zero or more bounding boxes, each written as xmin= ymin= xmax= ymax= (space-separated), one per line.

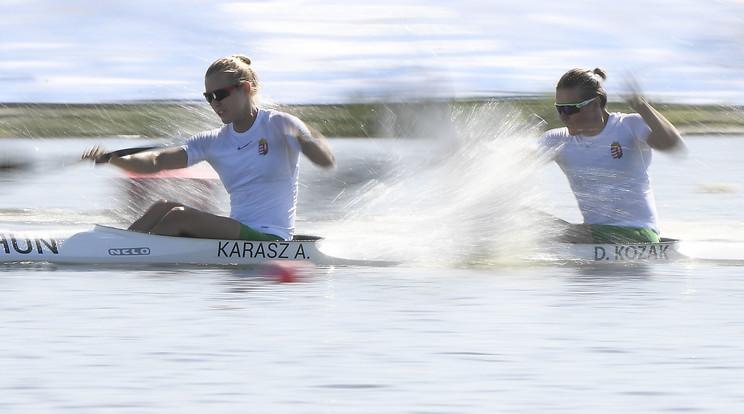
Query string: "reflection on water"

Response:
xmin=568 ymin=264 xmax=657 ymax=286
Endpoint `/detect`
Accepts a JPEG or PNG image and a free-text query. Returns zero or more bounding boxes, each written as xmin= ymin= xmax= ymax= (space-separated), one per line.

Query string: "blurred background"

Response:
xmin=2 ymin=0 xmax=743 ymax=105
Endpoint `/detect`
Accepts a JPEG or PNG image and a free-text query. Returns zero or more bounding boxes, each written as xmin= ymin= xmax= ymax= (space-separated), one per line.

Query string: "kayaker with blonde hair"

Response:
xmin=84 ymin=54 xmax=335 ymax=241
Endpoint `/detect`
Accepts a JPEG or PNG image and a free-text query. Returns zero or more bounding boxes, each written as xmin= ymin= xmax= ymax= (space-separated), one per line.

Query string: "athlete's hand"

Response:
xmin=621 ymin=71 xmax=646 ymax=112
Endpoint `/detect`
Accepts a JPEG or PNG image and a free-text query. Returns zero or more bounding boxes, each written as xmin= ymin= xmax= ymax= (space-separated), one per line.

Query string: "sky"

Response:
xmin=1 ymin=0 xmax=743 ymax=104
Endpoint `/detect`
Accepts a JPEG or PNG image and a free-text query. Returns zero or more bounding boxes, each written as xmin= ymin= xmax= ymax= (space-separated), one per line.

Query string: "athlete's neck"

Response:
xmin=233 ymin=108 xmax=259 ymax=133
xmin=575 ymin=110 xmax=610 ymax=137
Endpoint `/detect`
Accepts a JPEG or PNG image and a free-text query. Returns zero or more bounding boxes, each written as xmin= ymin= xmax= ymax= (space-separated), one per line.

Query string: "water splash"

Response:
xmin=324 ymin=100 xmax=551 ymax=267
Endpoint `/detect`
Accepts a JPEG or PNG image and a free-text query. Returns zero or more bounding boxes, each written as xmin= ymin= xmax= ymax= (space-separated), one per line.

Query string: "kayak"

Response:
xmin=0 ymin=225 xmax=386 ymax=267
xmin=0 ymin=224 xmax=686 ymax=266
xmin=542 ymin=238 xmax=685 ymax=263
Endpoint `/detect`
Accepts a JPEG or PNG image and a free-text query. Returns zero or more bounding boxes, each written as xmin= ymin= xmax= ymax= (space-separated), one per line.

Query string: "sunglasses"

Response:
xmin=203 ymin=84 xmax=244 ymax=103
xmin=554 ymin=96 xmax=598 ymax=116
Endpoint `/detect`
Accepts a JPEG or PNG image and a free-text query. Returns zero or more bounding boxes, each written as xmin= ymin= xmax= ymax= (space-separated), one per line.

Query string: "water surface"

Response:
xmin=1 ymin=129 xmax=743 ymax=412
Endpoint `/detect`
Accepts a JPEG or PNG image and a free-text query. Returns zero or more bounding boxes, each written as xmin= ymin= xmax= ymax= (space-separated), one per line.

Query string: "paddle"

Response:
xmin=2 ymin=145 xmax=160 ymax=172
xmin=98 ymin=146 xmax=160 ymax=163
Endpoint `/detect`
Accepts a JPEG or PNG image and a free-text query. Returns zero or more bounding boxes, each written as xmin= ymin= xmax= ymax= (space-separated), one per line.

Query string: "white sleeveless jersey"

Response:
xmin=538 ymin=113 xmax=659 ymax=233
xmin=183 ymin=109 xmax=307 ymax=240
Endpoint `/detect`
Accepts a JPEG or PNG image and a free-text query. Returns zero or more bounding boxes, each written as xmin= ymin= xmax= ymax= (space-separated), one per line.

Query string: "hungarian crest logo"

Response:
xmin=610 ymin=141 xmax=623 ymax=159
xmin=258 ymin=138 xmax=269 ymax=156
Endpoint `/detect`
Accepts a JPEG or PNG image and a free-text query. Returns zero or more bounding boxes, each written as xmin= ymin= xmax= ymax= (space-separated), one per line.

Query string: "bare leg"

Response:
xmin=150 ymin=206 xmax=242 ymax=239
xmin=128 ymin=200 xmax=184 ymax=233
xmin=128 ymin=200 xmax=243 ymax=239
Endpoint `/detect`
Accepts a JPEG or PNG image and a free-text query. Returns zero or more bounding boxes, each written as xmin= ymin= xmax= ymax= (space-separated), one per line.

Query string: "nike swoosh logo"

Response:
xmin=237 ymin=141 xmax=253 ymax=150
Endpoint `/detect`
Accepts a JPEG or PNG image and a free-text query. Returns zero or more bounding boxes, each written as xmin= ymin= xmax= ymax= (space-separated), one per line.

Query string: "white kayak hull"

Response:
xmin=0 ymin=225 xmax=380 ymax=267
xmin=0 ymin=225 xmax=685 ymax=266
xmin=545 ymin=238 xmax=685 ymax=263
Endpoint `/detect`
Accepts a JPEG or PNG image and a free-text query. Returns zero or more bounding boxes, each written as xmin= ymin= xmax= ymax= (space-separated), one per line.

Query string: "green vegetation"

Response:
xmin=1 ymin=97 xmax=742 ymax=139
xmin=0 ymin=102 xmax=216 ymax=139
xmin=522 ymin=99 xmax=744 ymax=135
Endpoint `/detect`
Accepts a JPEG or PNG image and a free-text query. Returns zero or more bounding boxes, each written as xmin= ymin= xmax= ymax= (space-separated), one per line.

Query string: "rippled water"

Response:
xmin=1 ymin=107 xmax=744 ymax=412
xmin=4 ymin=264 xmax=743 ymax=413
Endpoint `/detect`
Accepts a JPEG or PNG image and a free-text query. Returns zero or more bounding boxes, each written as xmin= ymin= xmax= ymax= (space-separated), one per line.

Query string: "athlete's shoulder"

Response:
xmin=263 ymin=108 xmax=303 ymax=125
xmin=189 ymin=125 xmax=225 ymax=141
xmin=609 ymin=112 xmax=650 ymax=141
xmin=262 ymin=108 xmax=309 ymax=139
xmin=609 ymin=112 xmax=644 ymax=126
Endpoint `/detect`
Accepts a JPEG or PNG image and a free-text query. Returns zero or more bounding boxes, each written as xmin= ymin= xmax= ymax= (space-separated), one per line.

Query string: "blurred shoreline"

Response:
xmin=1 ymin=98 xmax=743 ymax=139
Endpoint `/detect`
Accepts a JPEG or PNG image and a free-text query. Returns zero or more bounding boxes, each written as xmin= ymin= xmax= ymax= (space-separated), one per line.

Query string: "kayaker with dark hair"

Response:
xmin=538 ymin=67 xmax=686 ymax=243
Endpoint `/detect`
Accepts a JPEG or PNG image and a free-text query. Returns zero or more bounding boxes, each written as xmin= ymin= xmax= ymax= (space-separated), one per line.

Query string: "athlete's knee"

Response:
xmin=161 ymin=206 xmax=201 ymax=233
xmin=161 ymin=206 xmax=189 ymax=223
xmin=143 ymin=200 xmax=185 ymax=219
xmin=150 ymin=199 xmax=183 ymax=211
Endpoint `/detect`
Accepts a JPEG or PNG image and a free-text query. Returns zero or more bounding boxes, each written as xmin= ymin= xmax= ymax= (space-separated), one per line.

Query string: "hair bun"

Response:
xmin=232 ymin=54 xmax=252 ymax=66
xmin=592 ymin=67 xmax=607 ymax=81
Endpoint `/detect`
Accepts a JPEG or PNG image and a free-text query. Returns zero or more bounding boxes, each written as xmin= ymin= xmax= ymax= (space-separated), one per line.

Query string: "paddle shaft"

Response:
xmin=100 ymin=146 xmax=159 ymax=163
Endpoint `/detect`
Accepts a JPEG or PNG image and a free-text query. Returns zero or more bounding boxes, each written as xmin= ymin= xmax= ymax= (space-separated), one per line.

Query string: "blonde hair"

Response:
xmin=205 ymin=55 xmax=260 ymax=97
